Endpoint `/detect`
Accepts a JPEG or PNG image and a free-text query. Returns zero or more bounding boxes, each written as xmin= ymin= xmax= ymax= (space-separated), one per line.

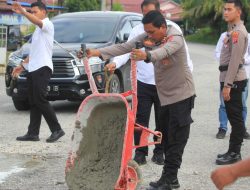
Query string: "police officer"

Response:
xmin=215 ymin=33 xmax=250 ymax=140
xmin=84 ymin=10 xmax=196 ymax=190
xmin=105 ymin=0 xmax=193 ymax=166
xmin=216 ymin=0 xmax=248 ymax=165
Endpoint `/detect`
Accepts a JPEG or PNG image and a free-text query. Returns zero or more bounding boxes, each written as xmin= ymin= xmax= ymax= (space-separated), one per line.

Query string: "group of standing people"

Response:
xmin=11 ymin=0 xmax=250 ymax=189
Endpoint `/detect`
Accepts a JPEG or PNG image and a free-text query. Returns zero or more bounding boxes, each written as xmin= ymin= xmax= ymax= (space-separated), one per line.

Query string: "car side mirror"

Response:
xmin=115 ymin=36 xmax=122 ymax=44
xmin=123 ymin=33 xmax=129 ymax=41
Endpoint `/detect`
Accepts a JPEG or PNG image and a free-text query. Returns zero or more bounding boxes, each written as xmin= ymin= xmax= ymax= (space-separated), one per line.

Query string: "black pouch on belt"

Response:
xmin=220 ymin=79 xmax=248 ymax=91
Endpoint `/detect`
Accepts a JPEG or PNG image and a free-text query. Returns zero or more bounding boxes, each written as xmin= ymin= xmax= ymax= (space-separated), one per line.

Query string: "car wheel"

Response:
xmin=108 ymin=74 xmax=121 ymax=93
xmin=12 ymin=98 xmax=30 ymax=111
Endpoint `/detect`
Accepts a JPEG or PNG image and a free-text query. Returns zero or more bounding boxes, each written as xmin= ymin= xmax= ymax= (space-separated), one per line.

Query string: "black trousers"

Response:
xmin=134 ymin=80 xmax=164 ymax=156
xmin=160 ymin=96 xmax=195 ymax=180
xmin=221 ymin=80 xmax=247 ymax=153
xmin=27 ymin=66 xmax=61 ymax=136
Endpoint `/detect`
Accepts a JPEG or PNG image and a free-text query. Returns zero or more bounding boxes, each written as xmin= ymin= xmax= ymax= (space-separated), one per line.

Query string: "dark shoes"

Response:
xmin=46 ymin=129 xmax=65 ymax=143
xmin=149 ymin=177 xmax=180 ymax=189
xmin=151 ymin=153 xmax=164 ymax=165
xmin=216 ymin=129 xmax=226 ymax=139
xmin=16 ymin=133 xmax=40 ymax=141
xmin=244 ymin=131 xmax=250 ymax=139
xmin=147 ymin=184 xmax=172 ymax=190
xmin=216 ymin=152 xmax=242 ymax=165
xmin=133 ymin=153 xmax=147 ymax=165
xmin=134 ymin=152 xmax=164 ymax=166
xmin=216 ymin=129 xmax=250 ymax=140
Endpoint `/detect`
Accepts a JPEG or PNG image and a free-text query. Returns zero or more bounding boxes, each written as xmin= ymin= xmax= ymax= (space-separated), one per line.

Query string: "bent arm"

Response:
xmin=23 ymin=11 xmax=43 ymax=28
xmin=149 ymin=35 xmax=184 ymax=63
xmin=12 ymin=2 xmax=43 ymax=28
xmin=99 ymin=33 xmax=146 ymax=60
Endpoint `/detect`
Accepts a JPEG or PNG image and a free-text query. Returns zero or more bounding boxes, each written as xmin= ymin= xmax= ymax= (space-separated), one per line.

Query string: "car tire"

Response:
xmin=108 ymin=74 xmax=121 ymax=93
xmin=12 ymin=98 xmax=30 ymax=111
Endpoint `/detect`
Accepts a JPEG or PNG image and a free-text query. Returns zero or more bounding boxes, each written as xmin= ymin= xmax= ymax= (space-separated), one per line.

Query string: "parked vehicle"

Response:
xmin=7 ymin=25 xmax=22 ymax=51
xmin=5 ymin=11 xmax=142 ymax=110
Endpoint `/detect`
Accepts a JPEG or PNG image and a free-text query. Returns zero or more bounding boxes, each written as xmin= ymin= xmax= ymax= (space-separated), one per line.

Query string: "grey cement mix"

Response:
xmin=66 ymin=101 xmax=128 ymax=190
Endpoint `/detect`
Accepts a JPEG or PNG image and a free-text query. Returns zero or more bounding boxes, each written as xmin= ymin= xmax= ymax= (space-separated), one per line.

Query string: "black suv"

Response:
xmin=5 ymin=11 xmax=142 ymax=110
xmin=7 ymin=25 xmax=22 ymax=51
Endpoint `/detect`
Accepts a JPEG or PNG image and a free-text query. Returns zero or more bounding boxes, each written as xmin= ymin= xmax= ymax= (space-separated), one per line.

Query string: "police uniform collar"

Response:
xmin=166 ymin=25 xmax=172 ymax=36
xmin=228 ymin=21 xmax=243 ymax=31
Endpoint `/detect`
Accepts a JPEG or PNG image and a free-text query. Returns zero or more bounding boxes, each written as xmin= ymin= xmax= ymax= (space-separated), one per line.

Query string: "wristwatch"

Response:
xmin=20 ymin=60 xmax=26 ymax=70
xmin=144 ymin=51 xmax=151 ymax=63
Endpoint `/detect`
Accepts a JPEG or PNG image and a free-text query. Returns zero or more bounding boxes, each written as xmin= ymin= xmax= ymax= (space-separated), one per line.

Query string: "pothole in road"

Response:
xmin=0 ymin=153 xmax=41 ymax=183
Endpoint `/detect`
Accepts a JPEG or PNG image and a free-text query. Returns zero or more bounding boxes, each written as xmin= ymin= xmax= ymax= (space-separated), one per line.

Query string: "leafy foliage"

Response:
xmin=112 ymin=2 xmax=124 ymax=11
xmin=182 ymin=0 xmax=250 ymax=32
xmin=65 ymin=0 xmax=101 ymax=12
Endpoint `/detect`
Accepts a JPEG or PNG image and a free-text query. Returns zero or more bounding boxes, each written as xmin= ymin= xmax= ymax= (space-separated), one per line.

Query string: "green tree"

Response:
xmin=173 ymin=0 xmax=181 ymax=3
xmin=182 ymin=0 xmax=250 ymax=32
xmin=112 ymin=2 xmax=123 ymax=11
xmin=65 ymin=0 xmax=100 ymax=12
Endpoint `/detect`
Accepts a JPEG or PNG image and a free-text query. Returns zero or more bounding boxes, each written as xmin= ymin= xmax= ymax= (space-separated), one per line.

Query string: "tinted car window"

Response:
xmin=53 ymin=17 xmax=118 ymax=43
xmin=131 ymin=20 xmax=142 ymax=28
xmin=119 ymin=20 xmax=133 ymax=41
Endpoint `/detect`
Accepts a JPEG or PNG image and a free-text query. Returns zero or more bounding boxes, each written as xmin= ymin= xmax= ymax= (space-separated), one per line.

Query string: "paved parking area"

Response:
xmin=0 ymin=43 xmax=250 ymax=190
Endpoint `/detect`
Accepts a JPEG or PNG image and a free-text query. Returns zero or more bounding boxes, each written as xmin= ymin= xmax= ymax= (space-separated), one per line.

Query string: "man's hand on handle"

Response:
xmin=131 ymin=49 xmax=147 ymax=61
xmin=77 ymin=49 xmax=101 ymax=59
xmin=12 ymin=66 xmax=24 ymax=78
xmin=105 ymin=63 xmax=116 ymax=74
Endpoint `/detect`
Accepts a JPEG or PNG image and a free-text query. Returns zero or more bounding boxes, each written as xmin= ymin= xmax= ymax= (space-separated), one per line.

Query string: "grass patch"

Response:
xmin=185 ymin=27 xmax=220 ymax=45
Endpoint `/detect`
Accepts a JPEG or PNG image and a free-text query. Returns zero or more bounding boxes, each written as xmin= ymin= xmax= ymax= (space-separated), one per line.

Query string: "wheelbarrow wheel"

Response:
xmin=127 ymin=160 xmax=142 ymax=190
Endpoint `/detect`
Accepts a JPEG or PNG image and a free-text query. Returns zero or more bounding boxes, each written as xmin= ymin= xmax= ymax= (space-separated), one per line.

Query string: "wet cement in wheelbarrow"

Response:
xmin=66 ymin=101 xmax=128 ymax=190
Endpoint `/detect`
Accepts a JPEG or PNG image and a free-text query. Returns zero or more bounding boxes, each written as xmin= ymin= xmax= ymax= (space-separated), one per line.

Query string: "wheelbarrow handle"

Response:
xmin=130 ymin=41 xmax=143 ymax=117
xmin=133 ymin=123 xmax=162 ymax=149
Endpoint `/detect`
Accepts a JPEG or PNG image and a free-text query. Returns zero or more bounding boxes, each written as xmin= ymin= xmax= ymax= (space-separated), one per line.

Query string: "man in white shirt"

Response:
xmin=215 ymin=32 xmax=250 ymax=140
xmin=12 ymin=2 xmax=65 ymax=143
xmin=105 ymin=0 xmax=193 ymax=169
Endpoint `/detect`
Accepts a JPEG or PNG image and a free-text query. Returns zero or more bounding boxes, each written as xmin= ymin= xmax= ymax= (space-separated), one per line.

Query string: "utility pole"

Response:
xmin=101 ymin=0 xmax=106 ymax=11
xmin=110 ymin=0 xmax=113 ymax=11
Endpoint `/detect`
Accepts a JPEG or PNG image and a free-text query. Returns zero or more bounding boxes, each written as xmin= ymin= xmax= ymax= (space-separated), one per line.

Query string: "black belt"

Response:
xmin=219 ymin=64 xmax=243 ymax=72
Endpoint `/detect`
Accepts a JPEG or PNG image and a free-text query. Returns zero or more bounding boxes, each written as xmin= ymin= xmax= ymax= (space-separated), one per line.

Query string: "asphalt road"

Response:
xmin=0 ymin=43 xmax=250 ymax=190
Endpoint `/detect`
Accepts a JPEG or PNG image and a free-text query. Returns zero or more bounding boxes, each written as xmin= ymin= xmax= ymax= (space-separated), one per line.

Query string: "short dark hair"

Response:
xmin=225 ymin=0 xmax=243 ymax=11
xmin=142 ymin=10 xmax=166 ymax=28
xmin=31 ymin=2 xmax=47 ymax=12
xmin=141 ymin=0 xmax=160 ymax=11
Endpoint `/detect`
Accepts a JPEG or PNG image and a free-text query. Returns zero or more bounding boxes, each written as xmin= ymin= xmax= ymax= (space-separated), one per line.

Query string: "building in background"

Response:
xmin=106 ymin=0 xmax=183 ymax=22
xmin=0 ymin=0 xmax=65 ymax=52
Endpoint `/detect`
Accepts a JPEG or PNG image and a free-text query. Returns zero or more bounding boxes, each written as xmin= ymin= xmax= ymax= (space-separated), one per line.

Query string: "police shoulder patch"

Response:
xmin=167 ymin=35 xmax=174 ymax=42
xmin=231 ymin=31 xmax=239 ymax=44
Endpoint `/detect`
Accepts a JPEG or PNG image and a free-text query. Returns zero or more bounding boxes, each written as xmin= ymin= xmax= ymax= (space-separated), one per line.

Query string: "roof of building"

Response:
xmin=0 ymin=0 xmax=65 ymax=12
xmin=110 ymin=0 xmax=183 ymax=21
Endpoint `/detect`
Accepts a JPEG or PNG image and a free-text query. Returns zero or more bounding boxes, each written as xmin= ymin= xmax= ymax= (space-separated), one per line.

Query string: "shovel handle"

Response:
xmin=130 ymin=41 xmax=143 ymax=117
xmin=81 ymin=43 xmax=98 ymax=94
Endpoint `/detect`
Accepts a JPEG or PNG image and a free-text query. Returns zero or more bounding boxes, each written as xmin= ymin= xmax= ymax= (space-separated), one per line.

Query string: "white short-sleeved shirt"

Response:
xmin=28 ymin=18 xmax=54 ymax=72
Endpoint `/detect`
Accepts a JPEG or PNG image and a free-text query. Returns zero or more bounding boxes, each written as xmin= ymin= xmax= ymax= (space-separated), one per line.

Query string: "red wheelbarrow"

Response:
xmin=65 ymin=43 xmax=162 ymax=190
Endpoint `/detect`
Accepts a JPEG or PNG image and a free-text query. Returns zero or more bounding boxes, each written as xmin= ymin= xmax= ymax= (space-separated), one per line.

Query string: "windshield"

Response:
xmin=53 ymin=17 xmax=118 ymax=43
